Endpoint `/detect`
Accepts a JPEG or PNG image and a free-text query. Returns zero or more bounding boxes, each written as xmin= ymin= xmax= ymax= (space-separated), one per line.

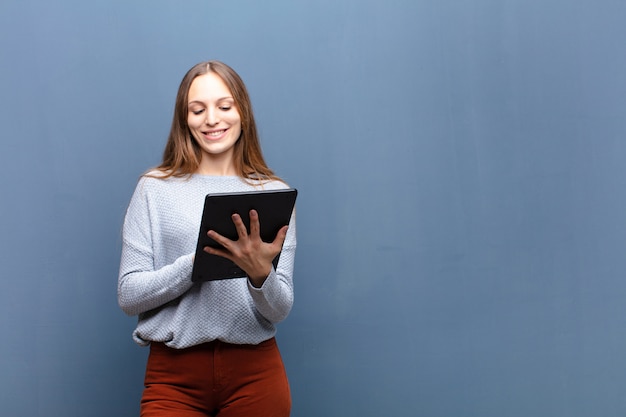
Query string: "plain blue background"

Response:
xmin=1 ymin=1 xmax=626 ymax=416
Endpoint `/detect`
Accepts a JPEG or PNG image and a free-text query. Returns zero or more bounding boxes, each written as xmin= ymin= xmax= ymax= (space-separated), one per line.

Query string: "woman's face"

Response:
xmin=187 ymin=72 xmax=242 ymax=169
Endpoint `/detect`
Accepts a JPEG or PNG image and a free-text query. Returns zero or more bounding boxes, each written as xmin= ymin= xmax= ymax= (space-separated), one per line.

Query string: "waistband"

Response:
xmin=150 ymin=337 xmax=277 ymax=353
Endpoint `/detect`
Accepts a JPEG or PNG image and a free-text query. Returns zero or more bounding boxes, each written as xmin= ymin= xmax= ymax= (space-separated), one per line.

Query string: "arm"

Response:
xmin=247 ymin=236 xmax=296 ymax=323
xmin=205 ymin=209 xmax=297 ymax=323
xmin=117 ymin=179 xmax=195 ymax=316
xmin=118 ymin=241 xmax=194 ymax=316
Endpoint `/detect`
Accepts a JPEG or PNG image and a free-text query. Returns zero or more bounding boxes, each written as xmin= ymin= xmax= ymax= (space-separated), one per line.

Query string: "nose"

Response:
xmin=205 ymin=108 xmax=219 ymax=126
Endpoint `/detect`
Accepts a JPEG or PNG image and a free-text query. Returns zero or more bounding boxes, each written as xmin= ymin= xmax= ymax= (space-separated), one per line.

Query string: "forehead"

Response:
xmin=188 ymin=72 xmax=232 ymax=101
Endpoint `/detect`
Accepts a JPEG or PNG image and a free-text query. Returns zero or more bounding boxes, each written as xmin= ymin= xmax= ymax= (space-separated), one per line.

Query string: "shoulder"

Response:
xmin=138 ymin=170 xmax=190 ymax=188
xmin=128 ymin=171 xmax=185 ymax=203
xmin=247 ymin=177 xmax=291 ymax=191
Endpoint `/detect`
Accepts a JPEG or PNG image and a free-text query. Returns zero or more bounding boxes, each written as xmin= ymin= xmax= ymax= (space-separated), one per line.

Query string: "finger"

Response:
xmin=207 ymin=229 xmax=232 ymax=248
xmin=249 ymin=209 xmax=260 ymax=239
xmin=203 ymin=245 xmax=234 ymax=262
xmin=231 ymin=213 xmax=249 ymax=238
xmin=271 ymin=225 xmax=289 ymax=249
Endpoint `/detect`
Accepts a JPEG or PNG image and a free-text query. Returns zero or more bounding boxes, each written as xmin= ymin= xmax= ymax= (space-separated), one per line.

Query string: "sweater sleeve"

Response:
xmin=247 ymin=209 xmax=297 ymax=323
xmin=118 ymin=179 xmax=195 ymax=316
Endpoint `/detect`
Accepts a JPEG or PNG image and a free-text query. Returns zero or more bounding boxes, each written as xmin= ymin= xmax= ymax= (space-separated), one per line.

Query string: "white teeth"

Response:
xmin=206 ymin=130 xmax=225 ymax=137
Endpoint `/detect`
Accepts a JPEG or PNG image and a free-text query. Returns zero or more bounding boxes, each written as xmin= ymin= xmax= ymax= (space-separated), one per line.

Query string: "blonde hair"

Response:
xmin=151 ymin=61 xmax=279 ymax=181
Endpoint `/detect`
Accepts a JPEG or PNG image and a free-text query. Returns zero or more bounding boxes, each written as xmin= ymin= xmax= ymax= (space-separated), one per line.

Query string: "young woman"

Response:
xmin=118 ymin=60 xmax=296 ymax=417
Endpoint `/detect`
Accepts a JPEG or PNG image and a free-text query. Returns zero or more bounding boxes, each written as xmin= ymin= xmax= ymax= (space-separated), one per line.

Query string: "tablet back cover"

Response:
xmin=191 ymin=188 xmax=297 ymax=282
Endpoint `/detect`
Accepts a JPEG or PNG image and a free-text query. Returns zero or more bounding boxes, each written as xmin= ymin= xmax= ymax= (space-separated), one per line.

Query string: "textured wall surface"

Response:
xmin=1 ymin=1 xmax=625 ymax=415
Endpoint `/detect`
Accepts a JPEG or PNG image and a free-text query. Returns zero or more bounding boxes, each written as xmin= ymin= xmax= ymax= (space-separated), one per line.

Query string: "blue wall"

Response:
xmin=2 ymin=1 xmax=626 ymax=416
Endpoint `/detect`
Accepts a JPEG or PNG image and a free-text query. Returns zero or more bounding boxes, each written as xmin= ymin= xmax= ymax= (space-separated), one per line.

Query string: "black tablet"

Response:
xmin=191 ymin=188 xmax=297 ymax=282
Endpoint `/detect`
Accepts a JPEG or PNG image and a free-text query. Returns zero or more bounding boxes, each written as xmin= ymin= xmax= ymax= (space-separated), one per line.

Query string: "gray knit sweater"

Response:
xmin=118 ymin=173 xmax=296 ymax=348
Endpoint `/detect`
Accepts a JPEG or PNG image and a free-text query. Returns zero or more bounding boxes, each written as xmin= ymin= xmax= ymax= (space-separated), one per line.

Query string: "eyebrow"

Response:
xmin=188 ymin=97 xmax=234 ymax=105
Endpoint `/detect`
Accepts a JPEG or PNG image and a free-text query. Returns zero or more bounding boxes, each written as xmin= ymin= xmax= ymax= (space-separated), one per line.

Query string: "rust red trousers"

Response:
xmin=140 ymin=338 xmax=291 ymax=417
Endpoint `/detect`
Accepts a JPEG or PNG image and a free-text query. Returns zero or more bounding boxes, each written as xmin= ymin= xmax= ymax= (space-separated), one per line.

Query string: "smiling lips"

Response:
xmin=203 ymin=128 xmax=228 ymax=140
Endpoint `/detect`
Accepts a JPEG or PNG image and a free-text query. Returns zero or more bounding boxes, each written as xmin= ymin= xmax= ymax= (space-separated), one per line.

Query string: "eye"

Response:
xmin=219 ymin=106 xmax=231 ymax=111
xmin=191 ymin=109 xmax=205 ymax=115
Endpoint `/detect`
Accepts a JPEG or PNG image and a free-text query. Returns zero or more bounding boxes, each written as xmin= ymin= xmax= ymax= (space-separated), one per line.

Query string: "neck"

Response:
xmin=196 ymin=152 xmax=237 ymax=176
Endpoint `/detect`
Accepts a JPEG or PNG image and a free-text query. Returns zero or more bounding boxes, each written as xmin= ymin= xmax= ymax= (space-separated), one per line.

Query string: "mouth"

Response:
xmin=202 ymin=128 xmax=228 ymax=139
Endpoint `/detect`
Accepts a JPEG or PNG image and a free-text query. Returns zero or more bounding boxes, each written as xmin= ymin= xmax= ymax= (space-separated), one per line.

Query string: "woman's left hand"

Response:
xmin=204 ymin=209 xmax=288 ymax=287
